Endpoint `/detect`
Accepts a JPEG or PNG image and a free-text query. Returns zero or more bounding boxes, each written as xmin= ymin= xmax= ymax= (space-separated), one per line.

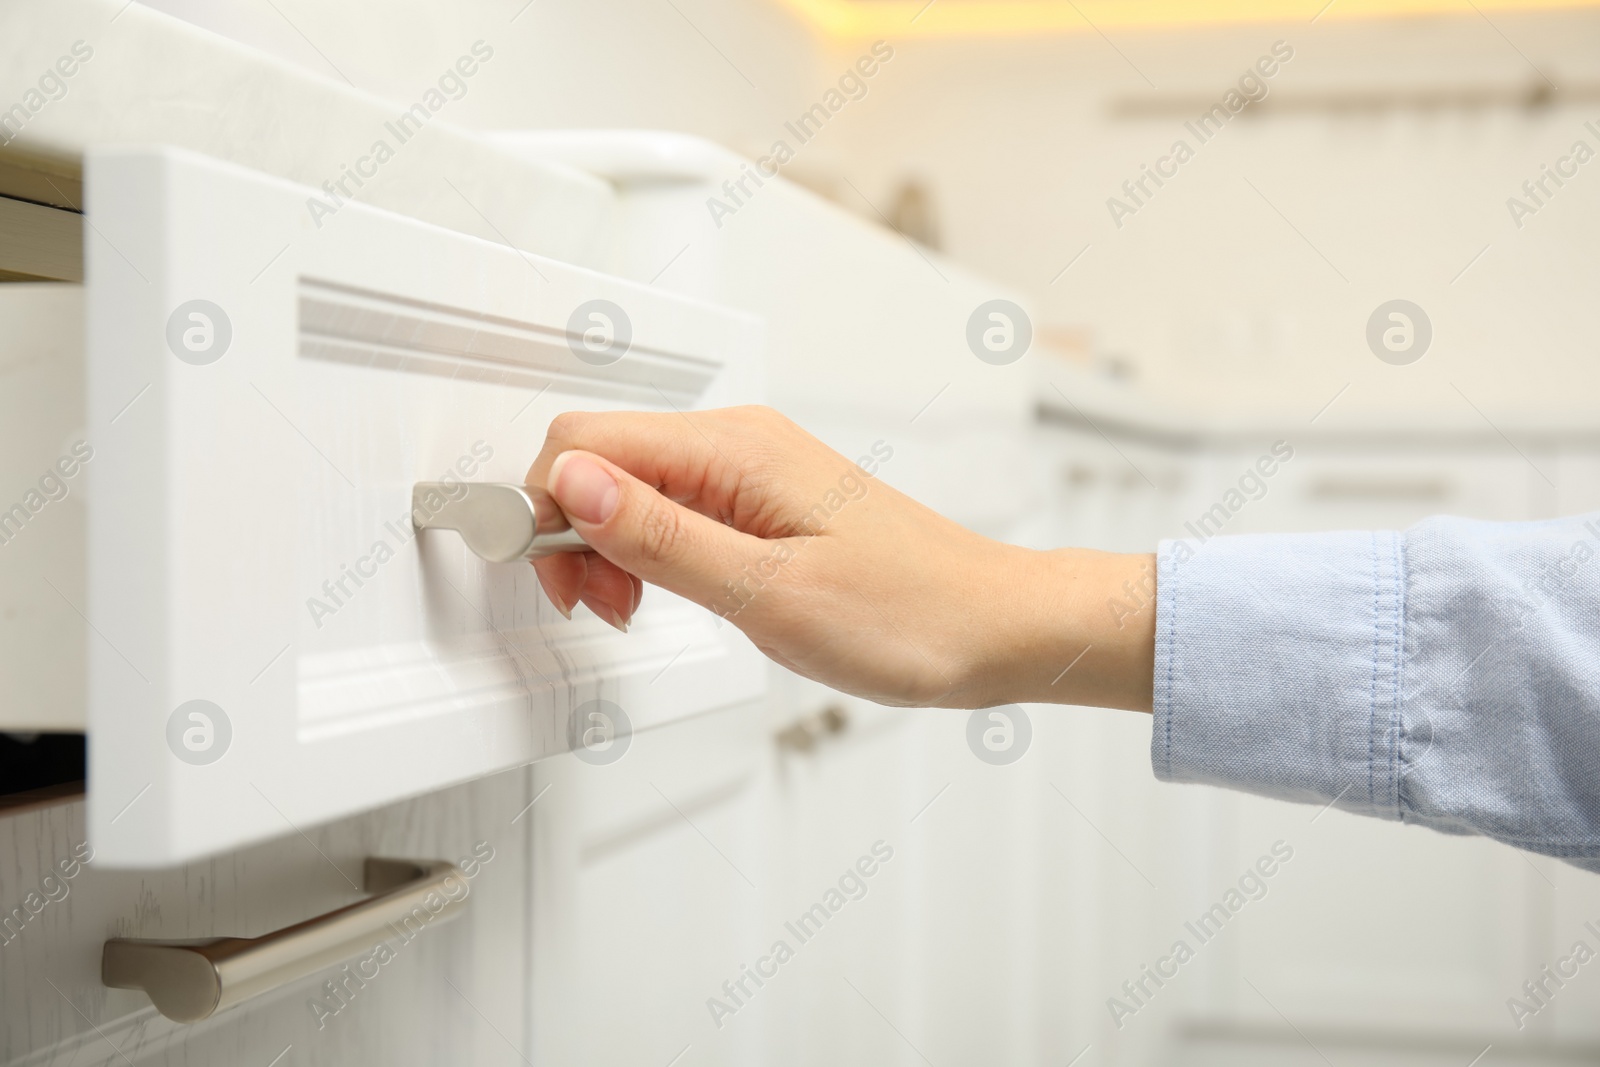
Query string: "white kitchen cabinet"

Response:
xmin=0 ymin=138 xmax=773 ymax=1059
xmin=753 ymin=685 xmax=926 ymax=1067
xmin=0 ymin=0 xmax=616 ymax=271
xmin=1 ymin=763 xmax=543 ymax=1067
xmin=528 ymin=699 xmax=772 ymax=1066
xmin=0 ymin=145 xmax=768 ymax=868
xmin=1219 ymin=445 xmax=1538 ymax=534
xmin=0 ymin=284 xmax=86 ymax=733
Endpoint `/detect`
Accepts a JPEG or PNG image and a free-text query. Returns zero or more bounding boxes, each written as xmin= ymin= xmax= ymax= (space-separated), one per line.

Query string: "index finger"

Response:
xmin=525 ymin=408 xmax=787 ymax=536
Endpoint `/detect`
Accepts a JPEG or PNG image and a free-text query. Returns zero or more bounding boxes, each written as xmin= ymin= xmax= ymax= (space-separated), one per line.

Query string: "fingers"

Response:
xmin=525 ymin=408 xmax=792 ymax=538
xmin=576 ymin=554 xmax=637 ymax=632
xmin=532 ymin=552 xmax=642 ymax=631
xmin=545 ymin=449 xmax=768 ymax=614
xmin=527 ymin=410 xmax=719 ymax=488
xmin=531 ymin=550 xmax=639 ymax=628
xmin=533 ymin=551 xmax=584 ymax=619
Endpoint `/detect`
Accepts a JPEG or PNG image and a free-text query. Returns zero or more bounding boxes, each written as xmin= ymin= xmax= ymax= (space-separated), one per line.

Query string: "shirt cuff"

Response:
xmin=1152 ymin=529 xmax=1406 ymax=821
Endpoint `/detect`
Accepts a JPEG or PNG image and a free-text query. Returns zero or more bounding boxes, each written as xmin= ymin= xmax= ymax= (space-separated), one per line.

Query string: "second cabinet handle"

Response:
xmin=103 ymin=857 xmax=468 ymax=1023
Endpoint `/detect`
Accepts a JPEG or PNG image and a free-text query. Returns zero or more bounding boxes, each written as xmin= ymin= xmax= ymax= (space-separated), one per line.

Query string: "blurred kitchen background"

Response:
xmin=7 ymin=0 xmax=1600 ymax=1064
xmin=144 ymin=0 xmax=1600 ymax=421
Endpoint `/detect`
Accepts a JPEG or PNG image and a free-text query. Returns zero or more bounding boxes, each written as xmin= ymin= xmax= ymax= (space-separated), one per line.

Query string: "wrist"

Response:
xmin=982 ymin=546 xmax=1157 ymax=712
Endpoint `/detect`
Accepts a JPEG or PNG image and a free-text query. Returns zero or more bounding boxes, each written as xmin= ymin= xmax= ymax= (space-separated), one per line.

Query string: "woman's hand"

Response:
xmin=525 ymin=406 xmax=1155 ymax=711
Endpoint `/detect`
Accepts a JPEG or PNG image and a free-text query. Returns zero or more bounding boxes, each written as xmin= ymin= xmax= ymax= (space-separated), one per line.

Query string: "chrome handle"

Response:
xmin=412 ymin=481 xmax=589 ymax=563
xmin=103 ymin=857 xmax=467 ymax=1023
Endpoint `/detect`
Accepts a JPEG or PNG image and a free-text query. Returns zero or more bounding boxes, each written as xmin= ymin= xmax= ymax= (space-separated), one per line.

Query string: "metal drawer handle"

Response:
xmin=412 ymin=481 xmax=589 ymax=563
xmin=103 ymin=857 xmax=467 ymax=1023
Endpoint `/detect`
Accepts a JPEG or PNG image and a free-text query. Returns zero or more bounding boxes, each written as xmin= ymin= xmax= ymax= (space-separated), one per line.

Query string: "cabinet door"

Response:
xmin=85 ymin=147 xmax=765 ymax=867
xmin=1208 ymin=446 xmax=1536 ymax=536
xmin=2 ymin=769 xmax=540 ymax=1067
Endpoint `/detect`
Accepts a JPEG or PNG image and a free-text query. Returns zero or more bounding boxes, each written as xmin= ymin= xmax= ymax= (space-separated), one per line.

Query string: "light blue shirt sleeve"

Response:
xmin=1153 ymin=512 xmax=1600 ymax=872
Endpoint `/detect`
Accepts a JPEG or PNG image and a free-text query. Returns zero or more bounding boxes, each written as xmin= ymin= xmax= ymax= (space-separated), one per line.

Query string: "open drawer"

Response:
xmin=1 ymin=146 xmax=766 ymax=867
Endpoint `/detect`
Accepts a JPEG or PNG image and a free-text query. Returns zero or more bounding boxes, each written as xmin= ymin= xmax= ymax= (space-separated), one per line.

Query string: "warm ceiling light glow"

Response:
xmin=777 ymin=0 xmax=1600 ymax=38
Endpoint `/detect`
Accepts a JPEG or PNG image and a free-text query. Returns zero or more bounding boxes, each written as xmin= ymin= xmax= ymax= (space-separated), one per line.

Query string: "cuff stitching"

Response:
xmin=1389 ymin=530 xmax=1407 ymax=821
xmin=1162 ymin=550 xmax=1177 ymax=778
xmin=1368 ymin=532 xmax=1381 ymax=813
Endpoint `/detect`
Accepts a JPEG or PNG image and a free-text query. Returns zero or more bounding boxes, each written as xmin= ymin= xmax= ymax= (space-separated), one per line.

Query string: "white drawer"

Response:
xmin=1 ymin=146 xmax=766 ymax=867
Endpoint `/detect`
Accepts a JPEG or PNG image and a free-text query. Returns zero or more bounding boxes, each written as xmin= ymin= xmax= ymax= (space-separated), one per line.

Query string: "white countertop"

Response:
xmin=0 ymin=0 xmax=614 ymax=270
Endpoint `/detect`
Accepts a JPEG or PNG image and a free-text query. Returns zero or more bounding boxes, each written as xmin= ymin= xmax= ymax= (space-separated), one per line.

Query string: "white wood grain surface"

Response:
xmin=83 ymin=147 xmax=765 ymax=867
xmin=1 ymin=766 xmax=538 ymax=1066
xmin=0 ymin=283 xmax=86 ymax=732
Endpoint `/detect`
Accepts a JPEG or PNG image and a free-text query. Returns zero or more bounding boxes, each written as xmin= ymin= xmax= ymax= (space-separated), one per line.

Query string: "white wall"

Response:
xmin=825 ymin=12 xmax=1600 ymax=422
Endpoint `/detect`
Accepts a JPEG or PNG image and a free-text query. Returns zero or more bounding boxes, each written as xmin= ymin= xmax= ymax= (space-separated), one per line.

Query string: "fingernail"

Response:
xmin=604 ymin=607 xmax=630 ymax=634
xmin=548 ymin=452 xmax=618 ymax=525
xmin=533 ymin=566 xmax=577 ymax=621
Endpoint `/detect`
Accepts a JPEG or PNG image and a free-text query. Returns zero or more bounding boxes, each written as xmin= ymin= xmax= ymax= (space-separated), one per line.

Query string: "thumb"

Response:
xmin=546 ymin=450 xmax=763 ymax=613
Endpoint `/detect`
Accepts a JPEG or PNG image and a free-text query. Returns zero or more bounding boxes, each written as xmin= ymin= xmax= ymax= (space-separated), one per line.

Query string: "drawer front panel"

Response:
xmin=86 ymin=147 xmax=765 ymax=867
